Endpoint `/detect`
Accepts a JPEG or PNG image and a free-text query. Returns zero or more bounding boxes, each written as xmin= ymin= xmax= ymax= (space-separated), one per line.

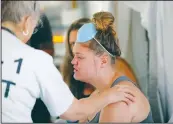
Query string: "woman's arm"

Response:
xmin=99 ymin=81 xmax=150 ymax=123
xmin=60 ymin=85 xmax=135 ymax=121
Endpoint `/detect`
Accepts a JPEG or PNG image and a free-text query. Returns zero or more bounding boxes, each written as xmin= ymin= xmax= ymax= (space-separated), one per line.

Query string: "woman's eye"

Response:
xmin=77 ymin=56 xmax=84 ymax=60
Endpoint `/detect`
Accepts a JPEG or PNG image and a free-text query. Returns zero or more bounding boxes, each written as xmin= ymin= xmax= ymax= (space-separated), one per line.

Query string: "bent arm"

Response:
xmin=60 ymin=90 xmax=110 ymax=121
xmin=60 ymin=83 xmax=136 ymax=122
xmin=35 ymin=53 xmax=135 ymax=122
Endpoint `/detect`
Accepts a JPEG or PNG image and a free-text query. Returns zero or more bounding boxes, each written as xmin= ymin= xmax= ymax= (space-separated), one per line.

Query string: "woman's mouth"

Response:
xmin=73 ymin=67 xmax=78 ymax=73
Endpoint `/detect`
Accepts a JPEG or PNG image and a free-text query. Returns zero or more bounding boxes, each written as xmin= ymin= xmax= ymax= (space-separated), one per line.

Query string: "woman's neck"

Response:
xmin=2 ymin=22 xmax=17 ymax=34
xmin=2 ymin=22 xmax=23 ymax=41
xmin=91 ymin=68 xmax=119 ymax=92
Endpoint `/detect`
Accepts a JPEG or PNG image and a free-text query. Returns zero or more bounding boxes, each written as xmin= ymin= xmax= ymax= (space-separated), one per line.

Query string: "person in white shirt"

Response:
xmin=1 ymin=1 xmax=136 ymax=123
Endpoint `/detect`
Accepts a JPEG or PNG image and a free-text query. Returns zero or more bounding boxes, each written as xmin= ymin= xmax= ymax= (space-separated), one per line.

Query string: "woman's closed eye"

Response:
xmin=74 ymin=55 xmax=85 ymax=60
xmin=77 ymin=56 xmax=85 ymax=60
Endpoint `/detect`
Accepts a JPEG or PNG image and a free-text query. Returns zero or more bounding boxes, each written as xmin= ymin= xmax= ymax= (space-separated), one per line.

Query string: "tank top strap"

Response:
xmin=111 ymin=76 xmax=132 ymax=87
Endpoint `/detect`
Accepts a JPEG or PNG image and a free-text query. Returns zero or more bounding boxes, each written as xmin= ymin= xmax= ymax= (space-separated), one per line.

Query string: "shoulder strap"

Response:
xmin=111 ymin=76 xmax=133 ymax=87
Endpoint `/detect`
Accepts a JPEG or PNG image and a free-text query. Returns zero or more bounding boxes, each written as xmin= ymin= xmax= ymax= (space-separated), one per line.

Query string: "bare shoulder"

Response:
xmin=99 ymin=101 xmax=132 ymax=122
xmin=99 ymin=81 xmax=151 ymax=123
xmin=118 ymin=81 xmax=151 ymax=122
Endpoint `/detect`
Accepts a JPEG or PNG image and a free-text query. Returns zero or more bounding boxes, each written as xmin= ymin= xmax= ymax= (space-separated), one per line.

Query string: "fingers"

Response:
xmin=120 ymin=94 xmax=132 ymax=105
xmin=119 ymin=88 xmax=136 ymax=97
xmin=121 ymin=93 xmax=135 ymax=105
xmin=109 ymin=85 xmax=137 ymax=104
xmin=124 ymin=93 xmax=135 ymax=102
xmin=123 ymin=97 xmax=131 ymax=105
xmin=115 ymin=85 xmax=137 ymax=97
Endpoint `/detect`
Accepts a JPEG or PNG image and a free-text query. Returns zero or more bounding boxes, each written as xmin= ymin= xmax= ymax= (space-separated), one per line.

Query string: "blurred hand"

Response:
xmin=106 ymin=85 xmax=137 ymax=105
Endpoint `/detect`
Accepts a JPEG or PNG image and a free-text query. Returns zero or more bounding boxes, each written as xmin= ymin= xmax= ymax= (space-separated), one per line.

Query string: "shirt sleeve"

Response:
xmin=34 ymin=51 xmax=74 ymax=117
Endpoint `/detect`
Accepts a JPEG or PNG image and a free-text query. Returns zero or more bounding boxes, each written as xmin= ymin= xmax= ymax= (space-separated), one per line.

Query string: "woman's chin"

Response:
xmin=73 ymin=73 xmax=84 ymax=81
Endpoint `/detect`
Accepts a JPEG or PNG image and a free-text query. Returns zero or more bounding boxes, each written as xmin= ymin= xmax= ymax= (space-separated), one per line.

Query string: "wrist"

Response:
xmin=101 ymin=89 xmax=111 ymax=105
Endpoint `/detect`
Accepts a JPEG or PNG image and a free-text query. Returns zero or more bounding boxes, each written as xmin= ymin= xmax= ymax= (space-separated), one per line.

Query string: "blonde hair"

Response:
xmin=92 ymin=11 xmax=117 ymax=37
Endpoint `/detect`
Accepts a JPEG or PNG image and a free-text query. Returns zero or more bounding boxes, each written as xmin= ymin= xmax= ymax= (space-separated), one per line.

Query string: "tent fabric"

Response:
xmin=123 ymin=1 xmax=173 ymax=123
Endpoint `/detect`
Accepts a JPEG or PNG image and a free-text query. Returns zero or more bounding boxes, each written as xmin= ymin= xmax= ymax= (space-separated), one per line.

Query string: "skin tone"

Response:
xmin=72 ymin=43 xmax=150 ymax=123
xmin=69 ymin=30 xmax=95 ymax=95
xmin=69 ymin=30 xmax=139 ymax=95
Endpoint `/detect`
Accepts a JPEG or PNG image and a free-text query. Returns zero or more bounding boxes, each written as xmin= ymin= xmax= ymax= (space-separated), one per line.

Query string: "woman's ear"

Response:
xmin=25 ymin=16 xmax=35 ymax=33
xmin=16 ymin=15 xmax=36 ymax=43
xmin=23 ymin=15 xmax=38 ymax=35
xmin=20 ymin=15 xmax=30 ymax=33
xmin=100 ymin=54 xmax=109 ymax=68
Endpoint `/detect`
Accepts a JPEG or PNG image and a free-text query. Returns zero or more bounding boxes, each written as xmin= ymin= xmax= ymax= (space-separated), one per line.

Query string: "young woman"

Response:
xmin=61 ymin=18 xmax=95 ymax=99
xmin=61 ymin=18 xmax=139 ymax=101
xmin=72 ymin=11 xmax=153 ymax=123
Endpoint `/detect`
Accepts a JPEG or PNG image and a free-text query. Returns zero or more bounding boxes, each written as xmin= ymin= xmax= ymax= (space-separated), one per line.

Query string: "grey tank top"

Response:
xmin=89 ymin=76 xmax=154 ymax=123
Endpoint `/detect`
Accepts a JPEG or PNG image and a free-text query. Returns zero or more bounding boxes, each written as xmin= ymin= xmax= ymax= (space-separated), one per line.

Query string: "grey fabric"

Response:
xmin=146 ymin=2 xmax=161 ymax=123
xmin=169 ymin=115 xmax=173 ymax=123
xmin=144 ymin=2 xmax=173 ymax=122
xmin=123 ymin=1 xmax=173 ymax=122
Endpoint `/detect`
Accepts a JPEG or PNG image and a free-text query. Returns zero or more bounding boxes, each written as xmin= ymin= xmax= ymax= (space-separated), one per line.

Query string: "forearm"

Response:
xmin=77 ymin=91 xmax=110 ymax=119
xmin=60 ymin=84 xmax=135 ymax=121
xmin=60 ymin=90 xmax=110 ymax=121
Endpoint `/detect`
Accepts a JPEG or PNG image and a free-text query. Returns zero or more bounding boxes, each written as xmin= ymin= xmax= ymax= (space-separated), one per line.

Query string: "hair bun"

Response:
xmin=92 ymin=11 xmax=114 ymax=31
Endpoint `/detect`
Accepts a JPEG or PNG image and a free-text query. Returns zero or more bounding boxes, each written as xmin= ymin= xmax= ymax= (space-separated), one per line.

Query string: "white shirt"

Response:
xmin=1 ymin=29 xmax=74 ymax=123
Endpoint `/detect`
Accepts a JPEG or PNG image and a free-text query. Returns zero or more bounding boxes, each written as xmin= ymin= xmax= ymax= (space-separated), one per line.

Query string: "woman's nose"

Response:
xmin=71 ymin=57 xmax=77 ymax=65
